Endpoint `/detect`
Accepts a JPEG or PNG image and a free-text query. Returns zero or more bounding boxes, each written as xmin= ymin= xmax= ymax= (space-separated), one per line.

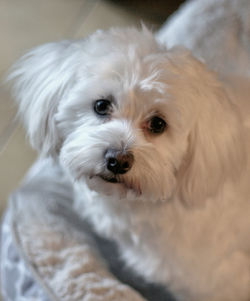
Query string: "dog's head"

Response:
xmin=9 ymin=27 xmax=245 ymax=205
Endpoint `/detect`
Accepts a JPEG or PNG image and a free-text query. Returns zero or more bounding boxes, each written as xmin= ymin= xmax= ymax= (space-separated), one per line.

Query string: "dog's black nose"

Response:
xmin=105 ymin=149 xmax=134 ymax=174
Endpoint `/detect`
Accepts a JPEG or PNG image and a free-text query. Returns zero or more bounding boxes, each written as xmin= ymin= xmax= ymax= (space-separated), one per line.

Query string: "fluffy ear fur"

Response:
xmin=177 ymin=72 xmax=246 ymax=206
xmin=8 ymin=41 xmax=76 ymax=156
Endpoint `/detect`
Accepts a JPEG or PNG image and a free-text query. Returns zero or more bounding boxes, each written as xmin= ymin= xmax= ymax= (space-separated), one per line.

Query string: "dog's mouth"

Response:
xmin=96 ymin=174 xmax=142 ymax=195
xmin=88 ymin=173 xmax=142 ymax=196
xmin=99 ymin=175 xmax=120 ymax=184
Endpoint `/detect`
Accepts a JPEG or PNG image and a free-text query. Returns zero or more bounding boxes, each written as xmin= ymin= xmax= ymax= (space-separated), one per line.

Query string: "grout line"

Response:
xmin=70 ymin=0 xmax=100 ymax=38
xmin=0 ymin=120 xmax=18 ymax=156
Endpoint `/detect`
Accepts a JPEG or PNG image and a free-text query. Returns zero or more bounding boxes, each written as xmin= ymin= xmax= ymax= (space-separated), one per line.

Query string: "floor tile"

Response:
xmin=75 ymin=0 xmax=142 ymax=38
xmin=0 ymin=125 xmax=37 ymax=214
xmin=0 ymin=0 xmax=97 ymax=76
xmin=0 ymin=86 xmax=17 ymax=141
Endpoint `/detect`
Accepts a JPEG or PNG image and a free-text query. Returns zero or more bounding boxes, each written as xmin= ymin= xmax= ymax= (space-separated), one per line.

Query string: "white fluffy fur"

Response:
xmin=9 ymin=27 xmax=250 ymax=301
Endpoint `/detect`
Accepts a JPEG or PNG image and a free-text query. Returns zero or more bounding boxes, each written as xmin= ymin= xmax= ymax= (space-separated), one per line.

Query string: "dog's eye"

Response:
xmin=94 ymin=99 xmax=112 ymax=116
xmin=148 ymin=116 xmax=167 ymax=134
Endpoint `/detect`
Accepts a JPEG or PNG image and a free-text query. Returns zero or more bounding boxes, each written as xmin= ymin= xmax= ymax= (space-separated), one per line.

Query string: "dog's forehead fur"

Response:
xmin=72 ymin=29 xmax=214 ymax=130
xmin=90 ymin=55 xmax=170 ymax=123
xmin=83 ymin=27 xmax=164 ymax=58
xmin=72 ymin=39 xmax=186 ymax=130
xmin=60 ymin=29 xmax=174 ymax=128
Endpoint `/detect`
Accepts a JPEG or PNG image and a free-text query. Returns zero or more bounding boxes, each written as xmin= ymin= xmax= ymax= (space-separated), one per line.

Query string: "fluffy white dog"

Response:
xmin=9 ymin=25 xmax=250 ymax=301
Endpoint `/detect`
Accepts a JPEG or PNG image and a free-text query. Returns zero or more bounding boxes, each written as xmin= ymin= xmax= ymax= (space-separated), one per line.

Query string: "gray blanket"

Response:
xmin=1 ymin=158 xmax=174 ymax=301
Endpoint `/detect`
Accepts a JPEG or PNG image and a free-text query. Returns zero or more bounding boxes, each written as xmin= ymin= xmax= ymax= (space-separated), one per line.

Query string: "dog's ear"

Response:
xmin=8 ymin=41 xmax=76 ymax=157
xmin=177 ymin=79 xmax=246 ymax=206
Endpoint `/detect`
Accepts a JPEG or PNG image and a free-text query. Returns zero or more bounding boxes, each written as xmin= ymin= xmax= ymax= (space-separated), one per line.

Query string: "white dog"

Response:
xmin=9 ymin=25 xmax=250 ymax=301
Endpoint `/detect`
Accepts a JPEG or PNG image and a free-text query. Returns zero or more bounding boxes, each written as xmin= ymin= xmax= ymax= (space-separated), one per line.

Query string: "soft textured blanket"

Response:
xmin=1 ymin=159 xmax=174 ymax=301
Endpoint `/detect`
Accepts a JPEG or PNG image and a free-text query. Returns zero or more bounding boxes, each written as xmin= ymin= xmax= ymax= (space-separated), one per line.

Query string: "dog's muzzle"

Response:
xmin=105 ymin=149 xmax=134 ymax=175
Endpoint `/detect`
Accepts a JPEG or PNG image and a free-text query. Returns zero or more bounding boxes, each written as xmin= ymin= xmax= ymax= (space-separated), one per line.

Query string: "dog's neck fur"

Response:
xmin=73 ymin=151 xmax=250 ymax=301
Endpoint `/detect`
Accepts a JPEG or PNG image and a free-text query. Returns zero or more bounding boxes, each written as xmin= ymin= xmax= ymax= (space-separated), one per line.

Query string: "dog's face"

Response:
xmin=10 ymin=28 xmax=245 ymax=204
xmin=58 ymin=54 xmax=190 ymax=202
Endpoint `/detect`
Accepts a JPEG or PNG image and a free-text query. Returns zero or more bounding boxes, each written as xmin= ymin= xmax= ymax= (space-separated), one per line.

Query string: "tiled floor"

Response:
xmin=0 ymin=0 xmax=166 ymax=215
